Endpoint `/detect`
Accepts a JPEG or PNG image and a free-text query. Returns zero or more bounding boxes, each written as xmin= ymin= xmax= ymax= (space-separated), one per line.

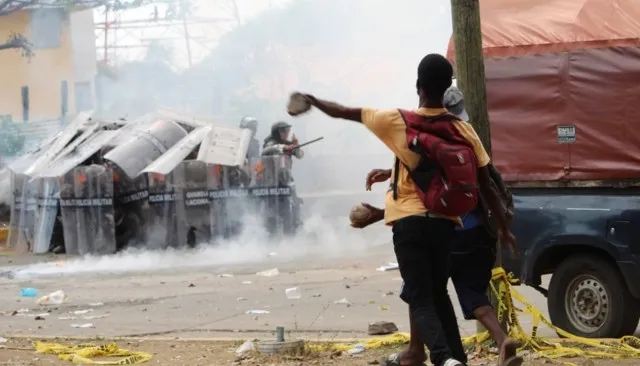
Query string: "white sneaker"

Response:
xmin=443 ymin=359 xmax=464 ymax=366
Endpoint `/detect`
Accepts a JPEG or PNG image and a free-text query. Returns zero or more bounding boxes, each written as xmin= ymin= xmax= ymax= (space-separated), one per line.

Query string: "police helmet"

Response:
xmin=240 ymin=116 xmax=258 ymax=132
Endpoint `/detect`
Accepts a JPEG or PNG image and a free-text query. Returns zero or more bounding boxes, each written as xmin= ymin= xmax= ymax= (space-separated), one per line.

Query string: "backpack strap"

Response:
xmin=392 ymin=157 xmax=400 ymax=200
xmin=392 ymin=156 xmax=432 ymax=201
xmin=397 ymin=109 xmax=458 ymax=126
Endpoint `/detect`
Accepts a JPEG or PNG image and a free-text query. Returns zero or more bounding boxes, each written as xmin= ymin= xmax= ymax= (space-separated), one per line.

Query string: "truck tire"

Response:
xmin=548 ymin=254 xmax=640 ymax=338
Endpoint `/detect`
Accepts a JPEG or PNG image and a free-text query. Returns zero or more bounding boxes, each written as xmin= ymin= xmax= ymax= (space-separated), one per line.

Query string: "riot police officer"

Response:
xmin=261 ymin=121 xmax=303 ymax=235
xmin=262 ymin=121 xmax=303 ymax=162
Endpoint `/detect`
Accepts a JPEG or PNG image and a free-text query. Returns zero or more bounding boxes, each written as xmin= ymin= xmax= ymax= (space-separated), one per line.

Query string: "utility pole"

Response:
xmin=450 ymin=0 xmax=506 ymax=334
xmin=450 ymin=0 xmax=491 ymax=153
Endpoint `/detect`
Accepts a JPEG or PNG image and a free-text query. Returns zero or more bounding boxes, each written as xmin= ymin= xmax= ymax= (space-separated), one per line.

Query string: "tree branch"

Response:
xmin=0 ymin=32 xmax=34 ymax=58
xmin=0 ymin=0 xmax=159 ymax=16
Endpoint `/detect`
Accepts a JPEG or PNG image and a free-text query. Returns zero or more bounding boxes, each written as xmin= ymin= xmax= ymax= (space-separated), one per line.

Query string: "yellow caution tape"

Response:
xmin=308 ymin=333 xmax=411 ymax=352
xmin=463 ymin=267 xmax=640 ymax=365
xmin=34 ymin=342 xmax=152 ymax=365
xmin=309 ymin=267 xmax=640 ymax=364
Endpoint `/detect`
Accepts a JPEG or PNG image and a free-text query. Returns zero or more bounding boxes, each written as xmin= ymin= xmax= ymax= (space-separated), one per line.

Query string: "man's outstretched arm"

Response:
xmin=304 ymin=94 xmax=362 ymax=122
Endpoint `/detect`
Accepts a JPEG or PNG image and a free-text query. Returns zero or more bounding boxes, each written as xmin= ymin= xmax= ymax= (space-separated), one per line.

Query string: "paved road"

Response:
xmin=0 ymin=217 xmax=608 ymax=342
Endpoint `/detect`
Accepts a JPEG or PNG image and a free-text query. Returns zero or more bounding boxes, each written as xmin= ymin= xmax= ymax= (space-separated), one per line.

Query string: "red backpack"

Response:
xmin=392 ymin=110 xmax=479 ymax=217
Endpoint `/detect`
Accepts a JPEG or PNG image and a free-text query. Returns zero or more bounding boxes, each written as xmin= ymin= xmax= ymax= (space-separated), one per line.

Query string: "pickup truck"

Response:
xmin=445 ymin=0 xmax=640 ymax=340
xmin=503 ymin=188 xmax=640 ymax=338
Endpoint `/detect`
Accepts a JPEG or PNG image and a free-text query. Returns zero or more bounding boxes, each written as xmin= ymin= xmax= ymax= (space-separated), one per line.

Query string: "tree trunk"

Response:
xmin=450 ymin=0 xmax=507 ymax=335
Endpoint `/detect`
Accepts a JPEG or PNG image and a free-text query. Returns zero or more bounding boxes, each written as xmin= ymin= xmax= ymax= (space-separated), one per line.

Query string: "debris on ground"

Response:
xmin=36 ymin=290 xmax=66 ymax=305
xmin=245 ymin=310 xmax=270 ymax=315
xmin=347 ymin=344 xmax=366 ymax=355
xmin=285 ymin=287 xmax=302 ymax=300
xmin=376 ymin=262 xmax=399 ymax=272
xmin=256 ymin=268 xmax=280 ymax=277
xmin=368 ymin=321 xmax=399 ymax=336
xmin=71 ymin=309 xmax=93 ymax=315
xmin=20 ymin=288 xmax=38 ymax=297
xmin=334 ymin=298 xmax=352 ymax=307
xmin=0 ymin=337 xmax=634 ymax=365
xmin=236 ymin=340 xmax=256 ymax=356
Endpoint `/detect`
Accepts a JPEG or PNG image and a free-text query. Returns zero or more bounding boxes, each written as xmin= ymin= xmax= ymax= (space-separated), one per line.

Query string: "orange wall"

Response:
xmin=0 ymin=10 xmax=75 ymax=122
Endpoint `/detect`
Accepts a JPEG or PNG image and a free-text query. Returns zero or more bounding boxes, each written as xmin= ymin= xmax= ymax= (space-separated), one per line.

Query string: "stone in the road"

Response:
xmin=367 ymin=321 xmax=398 ymax=335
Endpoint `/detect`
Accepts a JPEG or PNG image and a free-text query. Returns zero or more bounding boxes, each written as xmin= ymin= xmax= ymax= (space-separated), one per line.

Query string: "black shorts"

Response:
xmin=450 ymin=226 xmax=496 ymax=319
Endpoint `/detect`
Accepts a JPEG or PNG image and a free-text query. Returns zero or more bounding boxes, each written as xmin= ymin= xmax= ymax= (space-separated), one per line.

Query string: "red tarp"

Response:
xmin=447 ymin=0 xmax=640 ymax=182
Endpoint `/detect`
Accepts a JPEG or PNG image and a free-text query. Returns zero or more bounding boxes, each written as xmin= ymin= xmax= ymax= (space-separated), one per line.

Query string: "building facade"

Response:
xmin=0 ymin=7 xmax=96 ymax=123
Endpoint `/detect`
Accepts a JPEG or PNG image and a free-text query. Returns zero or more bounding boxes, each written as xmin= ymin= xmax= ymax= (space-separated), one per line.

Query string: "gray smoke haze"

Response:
xmin=94 ymin=0 xmax=453 ymax=195
xmin=1 ymin=0 xmax=454 ymax=274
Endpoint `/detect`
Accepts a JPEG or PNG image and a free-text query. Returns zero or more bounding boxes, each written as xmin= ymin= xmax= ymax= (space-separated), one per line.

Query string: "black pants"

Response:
xmin=395 ymin=215 xmax=466 ymax=366
xmin=451 ymin=226 xmax=496 ymax=319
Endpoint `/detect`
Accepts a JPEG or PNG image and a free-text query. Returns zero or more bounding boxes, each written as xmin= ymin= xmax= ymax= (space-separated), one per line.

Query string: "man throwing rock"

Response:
xmin=289 ymin=54 xmax=517 ymax=366
xmin=356 ymin=85 xmax=522 ymax=366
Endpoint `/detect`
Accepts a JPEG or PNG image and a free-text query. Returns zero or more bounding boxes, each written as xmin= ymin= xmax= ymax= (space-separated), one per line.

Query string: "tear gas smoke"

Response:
xmin=8 ymin=210 xmax=389 ymax=280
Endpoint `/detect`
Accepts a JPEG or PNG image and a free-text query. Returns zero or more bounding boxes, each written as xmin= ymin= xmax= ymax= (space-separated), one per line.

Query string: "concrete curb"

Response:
xmin=5 ymin=334 xmax=367 ymax=343
xmin=2 ymin=333 xmax=571 ymax=344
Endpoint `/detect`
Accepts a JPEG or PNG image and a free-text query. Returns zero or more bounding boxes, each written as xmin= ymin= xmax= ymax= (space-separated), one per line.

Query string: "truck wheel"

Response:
xmin=548 ymin=254 xmax=640 ymax=338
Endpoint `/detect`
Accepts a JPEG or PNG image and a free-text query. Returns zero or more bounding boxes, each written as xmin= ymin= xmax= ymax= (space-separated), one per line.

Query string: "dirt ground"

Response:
xmin=0 ymin=338 xmax=637 ymax=366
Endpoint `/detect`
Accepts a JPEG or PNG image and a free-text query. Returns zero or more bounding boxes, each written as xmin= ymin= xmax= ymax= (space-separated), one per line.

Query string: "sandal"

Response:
xmin=380 ymin=352 xmax=426 ymax=366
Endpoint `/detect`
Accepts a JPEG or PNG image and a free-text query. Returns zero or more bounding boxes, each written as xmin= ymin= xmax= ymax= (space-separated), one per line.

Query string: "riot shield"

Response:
xmin=7 ymin=172 xmax=38 ymax=252
xmin=144 ymin=172 xmax=179 ymax=251
xmin=104 ymin=120 xmax=188 ymax=179
xmin=31 ymin=177 xmax=59 ymax=254
xmin=112 ymin=165 xmax=148 ymax=251
xmin=175 ymin=160 xmax=213 ymax=248
xmin=59 ymin=165 xmax=116 ymax=256
xmin=251 ymin=156 xmax=298 ymax=237
xmin=207 ymin=164 xmax=226 ymax=242
xmin=220 ymin=165 xmax=250 ymax=239
xmin=58 ymin=170 xmax=79 ymax=255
